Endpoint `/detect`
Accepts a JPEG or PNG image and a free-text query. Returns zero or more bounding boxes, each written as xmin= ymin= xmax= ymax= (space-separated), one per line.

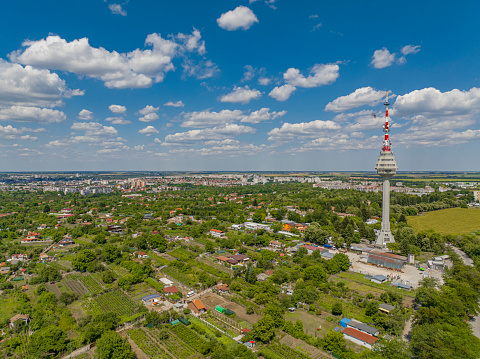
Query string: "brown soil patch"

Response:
xmin=199 ymin=292 xmax=259 ymax=324
xmin=46 ymin=283 xmax=62 ymax=298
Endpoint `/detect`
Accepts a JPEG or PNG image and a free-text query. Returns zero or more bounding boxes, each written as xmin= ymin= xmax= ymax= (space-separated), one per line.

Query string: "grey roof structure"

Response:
xmin=142 ymin=294 xmax=161 ymax=301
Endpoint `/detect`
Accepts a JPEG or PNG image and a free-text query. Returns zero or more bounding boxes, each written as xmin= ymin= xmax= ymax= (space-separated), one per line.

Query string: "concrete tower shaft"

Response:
xmin=374 ymin=92 xmax=398 ymax=247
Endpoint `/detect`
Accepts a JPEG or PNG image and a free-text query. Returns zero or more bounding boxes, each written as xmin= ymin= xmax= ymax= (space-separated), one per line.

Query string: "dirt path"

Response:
xmin=125 ymin=335 xmax=150 ymax=359
xmin=402 ymin=315 xmax=413 ymax=342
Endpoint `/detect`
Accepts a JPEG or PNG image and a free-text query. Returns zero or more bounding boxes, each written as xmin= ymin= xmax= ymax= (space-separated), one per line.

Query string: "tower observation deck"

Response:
xmin=374 ymin=93 xmax=398 ymax=247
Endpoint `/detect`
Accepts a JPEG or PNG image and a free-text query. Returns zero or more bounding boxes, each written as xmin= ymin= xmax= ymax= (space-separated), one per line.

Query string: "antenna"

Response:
xmin=382 ymin=91 xmax=391 ymax=152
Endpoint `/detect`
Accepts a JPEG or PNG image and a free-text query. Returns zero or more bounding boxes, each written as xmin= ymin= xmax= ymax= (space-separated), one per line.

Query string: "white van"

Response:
xmin=186 ymin=291 xmax=195 ymax=298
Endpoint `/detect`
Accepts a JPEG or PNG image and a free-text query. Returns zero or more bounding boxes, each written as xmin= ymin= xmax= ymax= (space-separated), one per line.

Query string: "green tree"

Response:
xmin=304 ymin=222 xmax=328 ymax=244
xmin=303 ymin=265 xmax=328 ymax=287
xmin=332 ymin=302 xmax=343 ymax=316
xmin=205 ymin=241 xmax=214 ymax=252
xmin=321 ymin=331 xmax=347 ymax=353
xmin=72 ymin=249 xmax=97 ymax=272
xmin=331 ymin=253 xmax=350 ymax=271
xmin=252 ymin=315 xmax=276 ymax=343
xmin=95 ymin=331 xmax=134 ymax=359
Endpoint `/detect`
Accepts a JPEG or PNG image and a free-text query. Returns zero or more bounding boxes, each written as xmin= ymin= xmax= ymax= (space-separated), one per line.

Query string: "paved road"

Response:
xmin=450 ymin=245 xmax=480 ymax=339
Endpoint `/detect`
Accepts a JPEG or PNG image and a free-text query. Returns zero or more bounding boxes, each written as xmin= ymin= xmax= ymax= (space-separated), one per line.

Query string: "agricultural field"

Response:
xmin=86 ymin=289 xmax=139 ymax=318
xmin=127 ymin=328 xmax=172 ymax=359
xmin=407 ymin=208 xmax=480 ymax=235
xmin=152 ymin=327 xmax=201 ymax=359
xmin=64 ymin=278 xmax=88 ymax=296
xmin=258 ymin=341 xmax=313 ymax=359
xmin=65 ymin=273 xmax=104 ymax=295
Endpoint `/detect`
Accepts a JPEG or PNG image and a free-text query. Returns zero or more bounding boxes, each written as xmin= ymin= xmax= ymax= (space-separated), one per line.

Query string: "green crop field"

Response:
xmin=407 ymin=208 xmax=480 ymax=235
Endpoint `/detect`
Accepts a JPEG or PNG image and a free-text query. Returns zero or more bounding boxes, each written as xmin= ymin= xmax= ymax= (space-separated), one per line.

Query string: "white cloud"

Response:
xmin=175 ymin=28 xmax=206 ymax=55
xmin=169 ymin=142 xmax=263 ymax=157
xmin=46 ymin=140 xmax=68 ymax=147
xmin=0 ymin=106 xmax=66 ymax=123
xmin=371 ymin=48 xmax=396 ymax=69
xmin=0 ymin=60 xmax=82 ymax=108
xmin=393 ymin=87 xmax=480 ymax=117
xmin=181 ymin=109 xmax=244 ymax=128
xmin=164 ymin=100 xmax=185 ymax=107
xmin=138 ymin=105 xmax=159 ymax=115
xmin=269 ymin=84 xmax=296 ymax=101
xmin=297 ymin=134 xmax=379 ymax=152
xmin=325 ymin=87 xmax=386 ymax=112
xmin=105 ymin=117 xmax=131 ymax=125
xmin=78 ymin=109 xmax=93 ymax=120
xmin=267 ymin=120 xmax=341 ymax=142
xmin=217 ymin=6 xmax=259 ymax=31
xmin=284 ymin=64 xmax=339 ymax=88
xmin=164 ymin=123 xmax=255 ymax=145
xmin=182 ymin=59 xmax=219 ymax=80
xmin=109 ymin=4 xmax=127 ymax=16
xmin=401 ymin=45 xmax=421 ymax=56
xmin=220 ymin=86 xmax=262 ymax=104
xmin=258 ymin=77 xmax=271 ymax=86
xmin=241 ymin=108 xmax=286 ymax=124
xmin=139 ymin=113 xmax=159 ymax=122
xmin=109 ymin=104 xmax=126 ymax=114
xmin=9 ymin=30 xmax=213 ymax=89
xmin=138 ymin=126 xmax=159 ymax=136
xmin=134 ymin=145 xmax=145 ymax=151
xmin=71 ymin=122 xmax=118 ymax=136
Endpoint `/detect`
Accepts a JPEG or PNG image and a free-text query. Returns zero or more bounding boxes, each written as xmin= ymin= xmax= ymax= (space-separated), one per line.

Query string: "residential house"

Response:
xmin=58 ymin=238 xmax=75 ymax=247
xmin=137 ymin=251 xmax=149 ymax=259
xmin=215 ymin=284 xmax=230 ymax=292
xmin=229 ymin=254 xmax=249 ymax=264
xmin=210 ymin=229 xmax=226 ymax=238
xmin=189 ymin=299 xmax=207 ymax=314
xmin=162 ymin=286 xmax=179 ymax=296
xmin=269 ymin=240 xmax=283 ymax=250
xmin=295 ymin=223 xmax=309 ymax=232
xmin=9 ymin=314 xmax=30 ymax=328
xmin=10 ymin=254 xmax=28 ymax=262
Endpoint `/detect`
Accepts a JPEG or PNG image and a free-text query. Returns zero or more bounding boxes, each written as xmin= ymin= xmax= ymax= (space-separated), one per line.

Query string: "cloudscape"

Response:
xmin=1 ymin=1 xmax=479 ymax=171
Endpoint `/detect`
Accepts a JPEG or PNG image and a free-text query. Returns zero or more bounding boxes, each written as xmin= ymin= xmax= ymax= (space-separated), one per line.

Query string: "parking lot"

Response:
xmin=333 ymin=249 xmax=444 ymax=289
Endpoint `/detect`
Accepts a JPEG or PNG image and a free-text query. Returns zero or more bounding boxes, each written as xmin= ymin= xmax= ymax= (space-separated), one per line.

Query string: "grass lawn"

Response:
xmin=0 ymin=296 xmax=17 ymax=322
xmin=407 ymin=208 xmax=480 ymax=235
xmin=284 ymin=310 xmax=336 ymax=337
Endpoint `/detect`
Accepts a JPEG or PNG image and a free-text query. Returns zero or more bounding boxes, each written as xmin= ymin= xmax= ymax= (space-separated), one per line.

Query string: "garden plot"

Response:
xmin=86 ymin=289 xmax=139 ymax=318
xmin=127 ymin=328 xmax=172 ymax=359
xmin=200 ymin=292 xmax=259 ymax=324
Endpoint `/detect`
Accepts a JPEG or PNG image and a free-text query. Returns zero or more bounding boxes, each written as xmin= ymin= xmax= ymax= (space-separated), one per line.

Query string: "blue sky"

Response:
xmin=1 ymin=0 xmax=480 ymax=171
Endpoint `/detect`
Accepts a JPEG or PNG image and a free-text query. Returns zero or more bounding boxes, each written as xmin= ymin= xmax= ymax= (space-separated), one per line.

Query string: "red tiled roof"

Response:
xmin=215 ymin=256 xmax=230 ymax=262
xmin=163 ymin=286 xmax=178 ymax=293
xmin=210 ymin=229 xmax=224 ymax=233
xmin=193 ymin=299 xmax=206 ymax=310
xmin=343 ymin=327 xmax=378 ymax=345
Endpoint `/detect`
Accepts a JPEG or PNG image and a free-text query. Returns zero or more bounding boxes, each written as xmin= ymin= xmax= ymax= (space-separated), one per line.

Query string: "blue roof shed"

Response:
xmin=340 ymin=318 xmax=351 ymax=328
xmin=142 ymin=294 xmax=161 ymax=302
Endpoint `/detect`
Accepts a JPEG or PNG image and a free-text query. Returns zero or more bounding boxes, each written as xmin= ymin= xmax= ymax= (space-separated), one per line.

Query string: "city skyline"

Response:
xmin=1 ymin=1 xmax=480 ymax=171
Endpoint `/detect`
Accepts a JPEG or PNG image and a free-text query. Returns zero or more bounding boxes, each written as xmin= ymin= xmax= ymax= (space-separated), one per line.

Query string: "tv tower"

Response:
xmin=374 ymin=92 xmax=398 ymax=247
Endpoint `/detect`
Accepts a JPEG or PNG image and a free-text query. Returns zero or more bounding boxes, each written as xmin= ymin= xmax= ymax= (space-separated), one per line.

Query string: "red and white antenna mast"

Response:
xmin=382 ymin=91 xmax=391 ymax=152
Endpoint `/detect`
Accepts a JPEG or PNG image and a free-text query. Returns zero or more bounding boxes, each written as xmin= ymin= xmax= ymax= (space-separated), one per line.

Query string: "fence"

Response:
xmin=197 ymin=316 xmax=233 ymax=338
